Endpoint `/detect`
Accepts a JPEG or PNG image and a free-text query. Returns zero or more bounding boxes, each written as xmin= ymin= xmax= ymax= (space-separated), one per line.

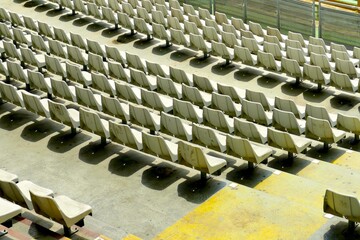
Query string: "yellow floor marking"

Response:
xmin=122 ymin=234 xmax=142 ymax=240
xmin=332 ymin=152 xmax=360 ymax=171
xmin=155 ymin=185 xmax=327 ymax=240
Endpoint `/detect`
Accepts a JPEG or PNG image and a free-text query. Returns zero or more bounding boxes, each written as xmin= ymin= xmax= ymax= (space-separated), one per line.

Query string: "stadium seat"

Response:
xmin=234 ymin=118 xmax=268 ymax=144
xmin=268 ymin=128 xmax=311 ymax=159
xmin=109 ymin=121 xmax=143 ymax=150
xmin=274 ymin=96 xmax=305 ymax=119
xmin=173 ymin=98 xmax=203 ymax=123
xmin=0 ymin=198 xmax=22 ymax=230
xmin=130 ymin=68 xmax=157 ymax=90
xmin=193 ymin=74 xmax=217 ymax=93
xmin=303 ymin=63 xmax=330 ymax=91
xmin=129 ymin=104 xmax=161 ymax=133
xmin=51 ymin=78 xmax=77 ymax=102
xmin=330 ymin=70 xmax=358 ymax=93
xmin=160 ymin=111 xmax=192 ymax=141
xmin=49 ymin=100 xmax=80 ymax=135
xmin=30 ymin=190 xmax=92 ymax=237
xmin=203 ymin=106 xmax=234 ymax=133
xmin=305 ymin=103 xmax=337 ymax=127
xmin=141 ymin=88 xmax=173 ymax=113
xmin=101 ymin=95 xmax=130 ymax=123
xmin=142 ymin=131 xmax=178 ymax=161
xmin=211 ymin=92 xmax=241 ymax=117
xmin=305 ymin=116 xmax=346 ymax=150
xmin=115 ymin=82 xmax=141 ymax=104
xmin=192 ymin=123 xmax=226 ymax=152
xmin=156 ymin=75 xmax=182 ymax=99
xmin=75 ymin=86 xmax=102 ymax=111
xmin=241 ymin=99 xmax=272 ymax=126
xmin=189 ymin=33 xmax=211 ymax=58
xmin=336 ymin=113 xmax=360 ymax=142
xmin=22 ymin=91 xmax=50 ymax=118
xmin=217 ymin=82 xmax=245 ymax=104
xmin=182 ymin=83 xmax=211 ymax=107
xmin=226 ymin=135 xmax=273 ymax=169
xmin=272 ymin=108 xmax=306 ymax=135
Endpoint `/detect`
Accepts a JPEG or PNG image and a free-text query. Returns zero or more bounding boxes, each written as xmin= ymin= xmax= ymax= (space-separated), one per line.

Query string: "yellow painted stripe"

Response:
xmin=332 ymin=151 xmax=360 ymax=171
xmin=122 ymin=234 xmax=142 ymax=240
xmin=155 ymin=184 xmax=327 ymax=240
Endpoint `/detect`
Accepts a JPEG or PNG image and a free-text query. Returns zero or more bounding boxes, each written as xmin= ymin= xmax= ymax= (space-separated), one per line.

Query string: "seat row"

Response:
xmin=0 ymin=169 xmax=92 ymax=236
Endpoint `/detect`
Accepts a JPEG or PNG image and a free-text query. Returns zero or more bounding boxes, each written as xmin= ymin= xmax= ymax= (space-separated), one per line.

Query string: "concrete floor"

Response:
xmin=2 ymin=0 xmax=360 ymax=239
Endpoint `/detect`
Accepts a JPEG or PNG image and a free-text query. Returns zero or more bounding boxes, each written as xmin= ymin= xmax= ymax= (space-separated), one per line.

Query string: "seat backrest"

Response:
xmin=178 ymin=141 xmax=208 ymax=172
xmin=70 ymin=32 xmax=88 ymax=51
xmin=50 ymin=78 xmax=76 ymax=102
xmin=249 ymin=21 xmax=264 ymax=36
xmin=0 ymin=178 xmax=27 ymax=208
xmin=231 ymin=17 xmax=247 ymax=31
xmin=309 ymin=36 xmax=328 ymax=53
xmin=234 ymin=117 xmax=267 ymax=144
xmin=337 ymin=113 xmax=360 ymax=134
xmin=45 ymin=55 xmax=66 ymax=78
xmin=241 ymin=36 xmax=259 ymax=53
xmin=330 ymin=71 xmax=355 ymax=92
xmin=101 ymin=95 xmax=128 ymax=121
xmin=28 ymin=69 xmax=49 ymax=93
xmin=182 ymin=84 xmax=207 ymax=107
xmin=7 ymin=61 xmax=27 ymax=84
xmin=192 ymin=123 xmax=225 ymax=152
xmin=215 ymin=11 xmax=228 ymax=25
xmin=335 ymin=58 xmax=357 ymax=78
xmin=48 ymin=39 xmax=67 ymax=59
xmin=167 ymin=16 xmax=183 ymax=30
xmin=286 ymin=46 xmax=306 ymax=65
xmin=266 ymin=26 xmax=284 ymax=42
xmin=67 ymin=45 xmax=87 ymax=67
xmin=198 ymin=7 xmax=212 ymax=20
xmin=203 ymin=26 xmax=219 ymax=42
xmin=183 ymin=3 xmax=196 ymax=15
xmin=310 ymin=52 xmax=331 ymax=73
xmin=87 ymin=39 xmax=105 ymax=57
xmin=193 ymin=74 xmax=215 ymax=93
xmin=267 ymin=127 xmax=295 ymax=151
xmin=129 ymin=104 xmax=159 ymax=131
xmin=169 ymin=66 xmax=192 ymax=85
xmin=242 ymin=99 xmax=269 ymax=125
xmin=126 ymin=53 xmax=146 ymax=72
xmin=281 ymin=57 xmax=302 ymax=78
xmin=308 ymin=43 xmax=326 ymax=55
xmin=305 ymin=103 xmax=332 ymax=123
xmin=274 ymin=97 xmax=303 ymax=119
xmin=30 ymin=191 xmax=64 ymax=224
xmin=0 ymin=81 xmax=24 ymax=107
xmin=48 ymin=100 xmax=74 ymax=126
xmin=109 ymin=121 xmax=142 ymax=150
xmin=108 ymin=61 xmax=129 ymax=82
xmin=105 ymin=46 xmax=126 ymax=66
xmin=75 ymin=86 xmax=101 ymax=111
xmin=264 ymin=41 xmax=282 ymax=60
xmin=203 ymin=106 xmax=232 ymax=133
xmin=130 ymin=67 xmax=152 ymax=89
xmin=142 ymin=131 xmax=176 ymax=161
xmin=288 ymin=31 xmax=306 ymax=48
xmin=91 ymin=72 xmax=115 ymax=96
xmin=226 ymin=135 xmax=257 ymax=161
xmin=272 ymin=108 xmax=301 ymax=135
xmin=146 ymin=60 xmax=168 ymax=78
xmin=217 ymin=82 xmax=243 ymax=103
xmin=303 ymin=63 xmax=325 ymax=81
xmin=184 ymin=21 xmax=200 ymax=35
xmin=323 ymin=189 xmax=360 ymax=220
xmin=173 ymin=98 xmax=202 ymax=123
xmin=66 ymin=62 xmax=91 ymax=87
xmin=22 ymin=91 xmax=49 ymax=117
xmin=245 ymin=89 xmax=273 ymax=111
xmin=305 ymin=116 xmax=333 ymax=140
xmin=115 ymin=82 xmax=141 ymax=104
xmin=160 ymin=111 xmax=190 ymax=141
xmin=79 ymin=108 xmax=108 ymax=137
xmin=156 ymin=75 xmax=180 ymax=98
xmin=88 ymin=52 xmax=108 ymax=75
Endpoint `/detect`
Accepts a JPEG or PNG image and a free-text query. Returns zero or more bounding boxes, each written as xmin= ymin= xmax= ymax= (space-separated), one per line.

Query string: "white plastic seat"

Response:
xmin=88 ymin=52 xmax=109 ymax=76
xmin=9 ymin=11 xmax=24 ymax=28
xmin=268 ymin=128 xmax=311 ymax=159
xmin=215 ymin=11 xmax=228 ymax=25
xmin=108 ymin=61 xmax=130 ymax=83
xmin=53 ymin=27 xmax=71 ymax=44
xmin=182 ymin=83 xmax=211 ymax=107
xmin=264 ymin=34 xmax=285 ymax=50
xmin=267 ymin=26 xmax=287 ymax=42
xmin=101 ymin=95 xmax=130 ymax=123
xmin=156 ymin=75 xmax=182 ymax=99
xmin=0 ymin=198 xmax=22 ymax=229
xmin=335 ymin=58 xmax=360 ymax=79
xmin=28 ymin=69 xmax=52 ymax=97
xmin=91 ymin=72 xmax=116 ymax=97
xmin=152 ymin=11 xmax=168 ymax=28
xmin=286 ymin=46 xmax=310 ymax=66
xmin=241 ymin=36 xmax=263 ymax=54
xmin=173 ymin=98 xmax=203 ymax=123
xmin=141 ymin=88 xmax=173 ymax=113
xmin=167 ymin=15 xmax=184 ymax=31
xmin=48 ymin=95 xmax=79 ymax=129
xmin=331 ymin=49 xmax=359 ymax=66
xmin=331 ymin=42 xmax=354 ymax=58
xmin=234 ymin=45 xmax=257 ymax=66
xmin=0 ymin=8 xmax=11 ymax=23
xmin=198 ymin=7 xmax=213 ymax=20
xmin=211 ymin=40 xmax=234 ymax=65
xmin=0 ymin=81 xmax=26 ymax=107
xmin=170 ymin=28 xmax=190 ymax=47
xmin=87 ymin=39 xmax=106 ymax=60
xmin=3 ymin=41 xmax=22 ymax=61
xmin=272 ymin=108 xmax=306 ymax=135
xmin=309 ymin=36 xmax=330 ymax=53
xmin=183 ymin=3 xmax=196 ymax=16
xmin=234 ymin=118 xmax=267 ymax=144
xmin=146 ymin=60 xmax=169 ymax=78
xmin=171 ymin=8 xmax=186 ymax=23
xmin=337 ymin=113 xmax=360 ymax=142
xmin=79 ymin=107 xmax=110 ymax=144
xmin=288 ymin=31 xmax=308 ymax=48
xmin=193 ymin=74 xmax=217 ymax=93
xmin=281 ymin=57 xmax=303 ymax=84
xmin=152 ymin=23 xmax=171 ymax=47
xmin=241 ymin=99 xmax=272 ymax=126
xmin=45 ymin=55 xmax=67 ymax=80
xmin=115 ymin=82 xmax=141 ymax=104
xmin=30 ymin=190 xmax=92 ymax=237
xmin=303 ymin=63 xmax=330 ymax=90
xmin=105 ymin=45 xmax=126 ymax=67
xmin=217 ymin=82 xmax=245 ymax=104
xmin=192 ymin=123 xmax=226 ymax=153
xmin=184 ymin=20 xmax=202 ymax=36
xmin=310 ymin=52 xmax=335 ymax=73
xmin=226 ymin=135 xmax=273 ymax=168
xmin=222 ymin=23 xmax=240 ymax=39
xmin=211 ymin=92 xmax=241 ymax=117
xmin=126 ymin=52 xmax=147 ymax=72
xmin=67 ymin=45 xmax=88 ymax=70
xmin=308 ymin=44 xmax=331 ymax=60
xmin=130 ymin=68 xmax=157 ymax=90
xmin=22 ymin=91 xmax=50 ymax=118
xmin=66 ymin=62 xmax=92 ymax=87
xmin=188 ymin=14 xmax=204 ymax=29
xmin=129 ymin=104 xmax=161 ymax=133
xmin=323 ymin=189 xmax=360 ymax=233
xmin=12 ymin=28 xmax=32 ymax=47
xmin=7 ymin=61 xmax=29 ymax=87
xmin=248 ymin=21 xmax=265 ymax=37
xmin=109 ymin=121 xmax=143 ymax=150
xmin=74 ymin=0 xmax=89 ymax=14
xmin=142 ymin=0 xmax=154 ymax=13
xmin=70 ymin=32 xmax=88 ymax=52
xmin=245 ymin=89 xmax=274 ymax=111
xmin=118 ymin=12 xmax=136 ymax=35
xmin=122 ymin=2 xmax=137 ymax=17
xmin=257 ymin=50 xmax=281 ymax=72
xmin=48 ymin=39 xmax=68 ymax=59
xmin=134 ymin=17 xmax=153 ymax=40
xmin=23 ymin=16 xmax=38 ymax=32
xmin=305 ymin=116 xmax=346 ymax=150
xmin=189 ymin=33 xmax=211 ymax=58
xmin=38 ymin=21 xmax=54 ymax=39
xmin=221 ymin=31 xmax=241 ymax=48
xmin=160 ymin=111 xmax=192 ymax=141
xmin=274 ymin=96 xmax=305 ymax=119
xmin=155 ymin=3 xmax=169 ymax=17
xmin=142 ymin=132 xmax=178 ymax=162
xmin=203 ymin=26 xmax=221 ymax=43
xmin=330 ymin=70 xmax=358 ymax=93
xmin=178 ymin=141 xmax=226 ymax=180
xmin=205 ymin=18 xmax=221 ymax=34
xmin=203 ymin=106 xmax=234 ymax=133
xmin=88 ymin=2 xmax=103 ymax=19
xmin=20 ymin=46 xmax=46 ymax=72
xmin=128 ymin=0 xmax=140 ymax=8
xmin=169 ymin=66 xmax=192 ymax=86
xmin=102 ymin=7 xmax=119 ymax=29
xmin=50 ymin=78 xmax=77 ymax=102
xmin=0 ymin=22 xmax=13 ymax=40
xmin=108 ymin=0 xmax=121 ymax=12
xmin=169 ymin=0 xmax=182 ymax=10
xmin=305 ymin=103 xmax=337 ymax=127
xmin=241 ymin=29 xmax=263 ymax=45
xmin=75 ymin=86 xmax=102 ymax=111
xmin=264 ymin=41 xmax=285 ymax=61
